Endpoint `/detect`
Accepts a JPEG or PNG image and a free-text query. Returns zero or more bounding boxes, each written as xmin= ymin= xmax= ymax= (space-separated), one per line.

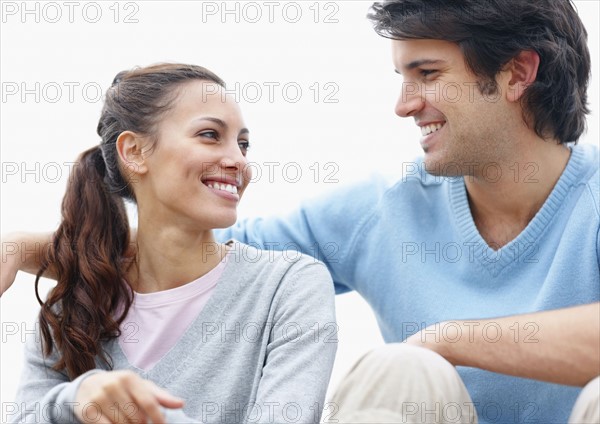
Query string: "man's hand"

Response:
xmin=404 ymin=322 xmax=454 ymax=363
xmin=402 ymin=303 xmax=600 ymax=387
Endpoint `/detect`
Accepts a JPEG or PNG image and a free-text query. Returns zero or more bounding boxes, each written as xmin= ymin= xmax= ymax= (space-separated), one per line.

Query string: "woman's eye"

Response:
xmin=238 ymin=141 xmax=251 ymax=154
xmin=198 ymin=130 xmax=218 ymax=140
xmin=420 ymin=69 xmax=437 ymax=78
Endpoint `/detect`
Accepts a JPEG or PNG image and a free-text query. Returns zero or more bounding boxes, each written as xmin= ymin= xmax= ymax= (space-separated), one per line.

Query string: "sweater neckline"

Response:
xmin=449 ymin=146 xmax=585 ymax=276
xmin=109 ymin=240 xmax=242 ymax=380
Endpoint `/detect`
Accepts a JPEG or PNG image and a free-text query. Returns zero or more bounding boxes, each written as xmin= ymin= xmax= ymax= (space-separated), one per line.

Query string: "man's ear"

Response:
xmin=506 ymin=50 xmax=540 ymax=103
xmin=115 ymin=131 xmax=149 ymax=180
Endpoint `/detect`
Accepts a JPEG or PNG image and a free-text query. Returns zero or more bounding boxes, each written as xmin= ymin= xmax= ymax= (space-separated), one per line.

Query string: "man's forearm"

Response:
xmin=3 ymin=231 xmax=54 ymax=276
xmin=408 ymin=303 xmax=600 ymax=386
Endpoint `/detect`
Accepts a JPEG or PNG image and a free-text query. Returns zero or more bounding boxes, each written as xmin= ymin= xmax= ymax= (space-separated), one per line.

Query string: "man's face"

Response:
xmin=392 ymin=39 xmax=515 ymax=176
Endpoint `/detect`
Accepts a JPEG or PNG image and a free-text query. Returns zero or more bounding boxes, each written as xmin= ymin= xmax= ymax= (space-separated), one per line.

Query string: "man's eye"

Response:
xmin=420 ymin=69 xmax=437 ymax=77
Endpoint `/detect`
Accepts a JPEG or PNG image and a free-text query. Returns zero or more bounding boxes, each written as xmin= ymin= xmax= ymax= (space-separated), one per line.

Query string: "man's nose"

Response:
xmin=395 ymin=82 xmax=425 ymax=117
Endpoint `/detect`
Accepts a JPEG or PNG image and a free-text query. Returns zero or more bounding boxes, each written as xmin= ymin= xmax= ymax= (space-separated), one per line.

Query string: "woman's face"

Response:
xmin=132 ymin=80 xmax=252 ymax=231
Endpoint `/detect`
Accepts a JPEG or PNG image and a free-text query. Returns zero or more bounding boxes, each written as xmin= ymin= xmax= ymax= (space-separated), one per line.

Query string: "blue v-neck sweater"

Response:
xmin=221 ymin=143 xmax=599 ymax=424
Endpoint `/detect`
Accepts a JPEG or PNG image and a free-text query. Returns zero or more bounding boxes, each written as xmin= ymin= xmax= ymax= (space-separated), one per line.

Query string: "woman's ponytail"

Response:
xmin=36 ymin=146 xmax=132 ymax=379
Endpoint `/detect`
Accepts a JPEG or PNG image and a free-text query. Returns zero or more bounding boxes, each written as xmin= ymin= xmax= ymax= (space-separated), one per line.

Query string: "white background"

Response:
xmin=1 ymin=0 xmax=598 ymax=409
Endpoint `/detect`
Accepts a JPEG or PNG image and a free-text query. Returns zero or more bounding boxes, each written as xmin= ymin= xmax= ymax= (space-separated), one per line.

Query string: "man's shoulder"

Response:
xmin=572 ymin=143 xmax=599 ymax=215
xmin=574 ymin=142 xmax=598 ymax=176
xmin=586 ymin=168 xmax=599 ymax=215
xmin=335 ymin=158 xmax=448 ymax=199
xmin=305 ymin=159 xmax=451 ymax=225
xmin=375 ymin=158 xmax=453 ymax=203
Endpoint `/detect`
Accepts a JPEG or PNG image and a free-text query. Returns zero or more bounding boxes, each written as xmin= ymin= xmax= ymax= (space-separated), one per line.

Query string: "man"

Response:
xmin=2 ymin=0 xmax=599 ymax=422
xmin=222 ymin=1 xmax=599 ymax=422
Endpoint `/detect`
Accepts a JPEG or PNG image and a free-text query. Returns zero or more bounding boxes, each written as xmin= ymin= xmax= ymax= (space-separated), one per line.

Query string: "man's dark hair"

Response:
xmin=368 ymin=0 xmax=590 ymax=144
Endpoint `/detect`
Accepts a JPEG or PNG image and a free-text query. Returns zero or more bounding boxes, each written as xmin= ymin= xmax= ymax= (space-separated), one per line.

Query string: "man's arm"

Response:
xmin=1 ymin=229 xmax=140 ymax=296
xmin=216 ymin=177 xmax=391 ymax=293
xmin=406 ymin=303 xmax=600 ymax=386
xmin=2 ymin=177 xmax=389 ymax=296
xmin=1 ymin=232 xmax=54 ymax=295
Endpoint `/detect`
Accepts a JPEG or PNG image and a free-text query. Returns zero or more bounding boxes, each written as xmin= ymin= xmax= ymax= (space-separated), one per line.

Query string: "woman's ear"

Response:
xmin=506 ymin=50 xmax=540 ymax=103
xmin=115 ymin=131 xmax=149 ymax=182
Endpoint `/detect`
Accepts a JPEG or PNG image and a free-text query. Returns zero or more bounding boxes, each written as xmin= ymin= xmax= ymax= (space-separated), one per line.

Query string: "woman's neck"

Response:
xmin=126 ymin=223 xmax=227 ymax=294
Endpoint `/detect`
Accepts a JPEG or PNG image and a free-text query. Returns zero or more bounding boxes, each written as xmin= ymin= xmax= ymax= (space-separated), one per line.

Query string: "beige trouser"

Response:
xmin=328 ymin=344 xmax=599 ymax=424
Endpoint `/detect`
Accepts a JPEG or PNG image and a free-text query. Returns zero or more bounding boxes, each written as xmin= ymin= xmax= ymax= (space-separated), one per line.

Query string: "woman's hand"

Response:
xmin=74 ymin=370 xmax=184 ymax=424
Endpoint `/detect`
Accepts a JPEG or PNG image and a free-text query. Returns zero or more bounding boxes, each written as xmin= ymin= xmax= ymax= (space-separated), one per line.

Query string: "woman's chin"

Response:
xmin=207 ymin=214 xmax=238 ymax=230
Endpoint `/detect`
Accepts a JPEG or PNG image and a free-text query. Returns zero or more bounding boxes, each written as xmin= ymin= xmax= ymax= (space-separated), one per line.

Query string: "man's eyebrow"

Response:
xmin=395 ymin=59 xmax=446 ymax=74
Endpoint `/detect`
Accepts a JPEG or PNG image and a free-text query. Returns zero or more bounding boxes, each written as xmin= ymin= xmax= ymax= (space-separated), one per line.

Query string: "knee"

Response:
xmin=375 ymin=343 xmax=448 ymax=364
xmin=581 ymin=376 xmax=600 ymax=399
xmin=570 ymin=376 xmax=600 ymax=423
xmin=357 ymin=343 xmax=454 ymax=377
xmin=331 ymin=343 xmax=474 ymax=421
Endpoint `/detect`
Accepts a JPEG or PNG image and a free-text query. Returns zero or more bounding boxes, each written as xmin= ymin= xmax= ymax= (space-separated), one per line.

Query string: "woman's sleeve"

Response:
xmin=7 ymin=332 xmax=103 ymax=424
xmin=251 ymin=259 xmax=338 ymax=424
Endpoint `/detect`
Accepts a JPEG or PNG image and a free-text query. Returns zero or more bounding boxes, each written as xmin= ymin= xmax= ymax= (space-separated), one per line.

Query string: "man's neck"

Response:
xmin=464 ymin=140 xmax=571 ymax=249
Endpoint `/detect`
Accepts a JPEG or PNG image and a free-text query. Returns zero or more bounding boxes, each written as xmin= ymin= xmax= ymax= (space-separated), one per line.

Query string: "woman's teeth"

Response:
xmin=206 ymin=182 xmax=238 ymax=195
xmin=421 ymin=123 xmax=445 ymax=136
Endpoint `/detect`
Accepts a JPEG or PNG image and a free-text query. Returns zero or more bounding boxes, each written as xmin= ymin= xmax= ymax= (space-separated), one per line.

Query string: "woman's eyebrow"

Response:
xmin=193 ymin=117 xmax=249 ymax=135
xmin=193 ymin=117 xmax=227 ymax=128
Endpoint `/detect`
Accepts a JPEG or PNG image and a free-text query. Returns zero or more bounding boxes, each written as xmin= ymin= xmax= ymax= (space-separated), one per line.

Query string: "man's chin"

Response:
xmin=423 ymin=157 xmax=464 ymax=177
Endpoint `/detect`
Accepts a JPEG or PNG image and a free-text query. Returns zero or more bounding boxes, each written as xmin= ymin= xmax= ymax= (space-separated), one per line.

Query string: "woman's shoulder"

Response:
xmin=224 ymin=239 xmax=326 ymax=267
xmin=222 ymin=239 xmax=333 ymax=293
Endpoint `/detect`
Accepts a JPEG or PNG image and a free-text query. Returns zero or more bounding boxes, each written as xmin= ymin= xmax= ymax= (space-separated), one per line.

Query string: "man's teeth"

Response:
xmin=207 ymin=182 xmax=238 ymax=195
xmin=421 ymin=123 xmax=445 ymax=136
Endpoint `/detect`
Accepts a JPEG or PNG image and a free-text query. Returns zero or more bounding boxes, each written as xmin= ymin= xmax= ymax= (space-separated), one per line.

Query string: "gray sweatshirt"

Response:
xmin=9 ymin=241 xmax=337 ymax=424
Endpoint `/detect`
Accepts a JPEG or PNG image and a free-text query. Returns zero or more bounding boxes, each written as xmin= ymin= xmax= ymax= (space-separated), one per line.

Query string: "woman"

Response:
xmin=9 ymin=64 xmax=337 ymax=424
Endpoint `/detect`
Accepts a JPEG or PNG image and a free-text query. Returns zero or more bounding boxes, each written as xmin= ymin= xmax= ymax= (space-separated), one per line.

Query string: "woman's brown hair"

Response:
xmin=35 ymin=63 xmax=226 ymax=379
